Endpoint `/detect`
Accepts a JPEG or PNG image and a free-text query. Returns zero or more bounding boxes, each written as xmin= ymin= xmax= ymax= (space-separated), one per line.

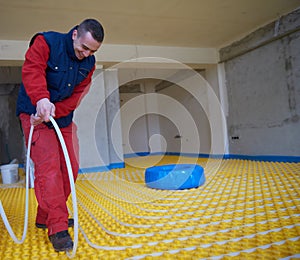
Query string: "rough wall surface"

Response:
xmin=220 ymin=8 xmax=300 ymax=156
xmin=0 ymin=84 xmax=24 ymax=164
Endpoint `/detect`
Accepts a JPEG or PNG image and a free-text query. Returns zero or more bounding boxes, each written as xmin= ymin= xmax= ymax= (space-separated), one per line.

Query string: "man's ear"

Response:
xmin=72 ymin=29 xmax=78 ymax=40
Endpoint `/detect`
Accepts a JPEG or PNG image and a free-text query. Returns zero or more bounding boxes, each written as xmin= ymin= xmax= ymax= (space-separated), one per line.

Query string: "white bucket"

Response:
xmin=0 ymin=164 xmax=19 ymax=184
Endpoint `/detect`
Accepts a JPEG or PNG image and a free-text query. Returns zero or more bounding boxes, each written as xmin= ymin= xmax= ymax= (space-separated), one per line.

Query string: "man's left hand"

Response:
xmin=30 ymin=114 xmax=44 ymax=126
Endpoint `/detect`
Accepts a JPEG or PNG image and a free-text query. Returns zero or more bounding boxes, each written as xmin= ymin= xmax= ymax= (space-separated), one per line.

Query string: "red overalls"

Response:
xmin=20 ymin=113 xmax=79 ymax=236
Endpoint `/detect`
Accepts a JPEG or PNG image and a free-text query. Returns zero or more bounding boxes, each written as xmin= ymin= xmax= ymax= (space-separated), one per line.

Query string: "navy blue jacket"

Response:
xmin=16 ymin=27 xmax=95 ymax=128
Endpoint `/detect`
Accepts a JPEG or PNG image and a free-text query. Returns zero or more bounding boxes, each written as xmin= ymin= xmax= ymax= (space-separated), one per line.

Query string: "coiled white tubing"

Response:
xmin=0 ymin=116 xmax=78 ymax=258
xmin=0 ymin=124 xmax=32 ymax=244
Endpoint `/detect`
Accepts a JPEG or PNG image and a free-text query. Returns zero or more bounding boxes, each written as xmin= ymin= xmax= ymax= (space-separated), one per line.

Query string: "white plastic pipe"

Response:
xmin=0 ymin=116 xmax=78 ymax=258
xmin=49 ymin=117 xmax=78 ymax=258
xmin=0 ymin=123 xmax=32 ymax=244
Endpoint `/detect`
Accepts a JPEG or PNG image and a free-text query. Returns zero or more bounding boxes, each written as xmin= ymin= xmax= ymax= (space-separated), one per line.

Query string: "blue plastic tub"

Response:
xmin=145 ymin=164 xmax=205 ymax=190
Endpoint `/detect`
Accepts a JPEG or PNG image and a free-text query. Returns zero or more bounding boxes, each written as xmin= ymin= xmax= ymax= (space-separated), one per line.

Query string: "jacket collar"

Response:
xmin=66 ymin=26 xmax=80 ymax=61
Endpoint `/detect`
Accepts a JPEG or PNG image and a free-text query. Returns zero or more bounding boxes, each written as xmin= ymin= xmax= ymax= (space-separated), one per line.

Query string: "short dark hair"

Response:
xmin=77 ymin=18 xmax=104 ymax=43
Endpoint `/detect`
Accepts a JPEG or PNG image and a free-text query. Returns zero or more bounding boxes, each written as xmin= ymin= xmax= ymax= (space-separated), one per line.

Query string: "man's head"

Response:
xmin=72 ymin=18 xmax=104 ymax=60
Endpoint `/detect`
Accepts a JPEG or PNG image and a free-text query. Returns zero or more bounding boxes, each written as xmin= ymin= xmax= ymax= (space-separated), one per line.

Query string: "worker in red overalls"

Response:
xmin=16 ymin=18 xmax=104 ymax=252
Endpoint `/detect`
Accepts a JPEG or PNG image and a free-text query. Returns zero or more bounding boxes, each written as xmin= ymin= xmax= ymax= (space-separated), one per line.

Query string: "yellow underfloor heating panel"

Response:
xmin=0 ymin=155 xmax=299 ymax=259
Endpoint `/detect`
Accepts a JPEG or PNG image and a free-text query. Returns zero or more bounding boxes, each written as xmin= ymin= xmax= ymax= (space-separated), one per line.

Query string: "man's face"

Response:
xmin=72 ymin=30 xmax=101 ymax=60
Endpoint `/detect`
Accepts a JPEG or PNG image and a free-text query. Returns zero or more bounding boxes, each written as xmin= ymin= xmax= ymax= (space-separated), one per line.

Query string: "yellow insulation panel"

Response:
xmin=0 ymin=156 xmax=299 ymax=259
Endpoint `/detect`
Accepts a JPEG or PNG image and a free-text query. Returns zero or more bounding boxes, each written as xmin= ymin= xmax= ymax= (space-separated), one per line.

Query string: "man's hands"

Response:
xmin=31 ymin=98 xmax=56 ymax=126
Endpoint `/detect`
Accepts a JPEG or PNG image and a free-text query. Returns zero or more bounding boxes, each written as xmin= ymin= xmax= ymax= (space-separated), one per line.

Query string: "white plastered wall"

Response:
xmin=118 ymin=65 xmax=227 ymax=157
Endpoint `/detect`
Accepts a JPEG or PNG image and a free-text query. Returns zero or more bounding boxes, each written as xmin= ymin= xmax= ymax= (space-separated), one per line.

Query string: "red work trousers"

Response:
xmin=19 ymin=113 xmax=79 ymax=236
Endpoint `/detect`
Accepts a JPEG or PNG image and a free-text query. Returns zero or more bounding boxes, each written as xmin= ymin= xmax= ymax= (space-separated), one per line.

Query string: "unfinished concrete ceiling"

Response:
xmin=0 ymin=0 xmax=299 ymax=48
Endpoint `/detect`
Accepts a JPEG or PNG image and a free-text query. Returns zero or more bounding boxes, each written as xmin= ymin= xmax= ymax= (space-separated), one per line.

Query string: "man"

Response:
xmin=16 ymin=18 xmax=104 ymax=252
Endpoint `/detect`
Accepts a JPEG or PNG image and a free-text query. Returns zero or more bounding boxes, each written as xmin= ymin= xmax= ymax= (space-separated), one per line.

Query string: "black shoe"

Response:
xmin=49 ymin=230 xmax=73 ymax=252
xmin=36 ymin=218 xmax=74 ymax=229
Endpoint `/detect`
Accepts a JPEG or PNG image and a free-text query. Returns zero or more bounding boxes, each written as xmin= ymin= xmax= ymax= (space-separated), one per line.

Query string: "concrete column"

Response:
xmin=104 ymin=69 xmax=124 ymax=167
xmin=217 ymin=63 xmax=229 ymax=154
xmin=74 ymin=69 xmax=110 ymax=170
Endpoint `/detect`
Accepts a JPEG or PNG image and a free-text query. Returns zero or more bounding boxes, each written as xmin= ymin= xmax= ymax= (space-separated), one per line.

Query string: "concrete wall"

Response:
xmin=118 ymin=67 xmax=226 ymax=157
xmin=120 ymin=92 xmax=149 ymax=154
xmin=0 ymin=67 xmax=23 ymax=165
xmin=158 ymin=83 xmax=211 ymax=155
xmin=219 ymin=8 xmax=300 ymax=156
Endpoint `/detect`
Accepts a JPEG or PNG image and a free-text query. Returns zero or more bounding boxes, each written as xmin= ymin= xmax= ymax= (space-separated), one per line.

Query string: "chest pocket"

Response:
xmin=76 ymin=66 xmax=91 ymax=85
xmin=46 ymin=60 xmax=67 ymax=90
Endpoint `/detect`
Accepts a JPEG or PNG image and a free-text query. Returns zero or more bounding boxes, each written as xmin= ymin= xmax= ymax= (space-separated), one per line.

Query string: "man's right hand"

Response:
xmin=36 ymin=98 xmax=56 ymax=122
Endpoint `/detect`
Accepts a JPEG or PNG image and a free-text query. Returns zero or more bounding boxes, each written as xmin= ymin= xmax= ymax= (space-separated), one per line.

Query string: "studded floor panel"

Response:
xmin=0 ymin=155 xmax=299 ymax=259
